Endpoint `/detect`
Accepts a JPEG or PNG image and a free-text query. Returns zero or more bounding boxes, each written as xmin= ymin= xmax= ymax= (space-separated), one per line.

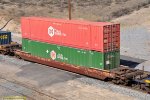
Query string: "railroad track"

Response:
xmin=0 ymin=82 xmax=34 ymax=100
xmin=0 ymin=74 xmax=58 ymax=100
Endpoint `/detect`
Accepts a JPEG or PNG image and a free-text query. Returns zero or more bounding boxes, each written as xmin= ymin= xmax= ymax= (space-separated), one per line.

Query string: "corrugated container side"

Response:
xmin=28 ymin=18 xmax=91 ymax=49
xmin=21 ymin=17 xmax=120 ymax=52
xmin=22 ymin=38 xmax=120 ymax=70
xmin=0 ymin=31 xmax=11 ymax=45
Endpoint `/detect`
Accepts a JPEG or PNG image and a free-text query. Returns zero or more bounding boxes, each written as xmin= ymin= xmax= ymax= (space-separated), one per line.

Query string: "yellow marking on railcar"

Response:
xmin=144 ymin=79 xmax=150 ymax=84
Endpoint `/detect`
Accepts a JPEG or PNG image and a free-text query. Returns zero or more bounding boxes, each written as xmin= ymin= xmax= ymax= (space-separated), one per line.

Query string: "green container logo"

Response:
xmin=50 ymin=50 xmax=56 ymax=60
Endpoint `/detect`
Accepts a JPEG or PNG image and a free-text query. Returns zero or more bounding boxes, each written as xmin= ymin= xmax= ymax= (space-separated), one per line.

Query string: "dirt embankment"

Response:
xmin=0 ymin=0 xmax=150 ymax=33
xmin=112 ymin=6 xmax=150 ymax=27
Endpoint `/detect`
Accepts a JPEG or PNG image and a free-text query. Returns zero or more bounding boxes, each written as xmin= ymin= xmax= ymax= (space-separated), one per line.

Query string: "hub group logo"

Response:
xmin=48 ymin=26 xmax=62 ymax=37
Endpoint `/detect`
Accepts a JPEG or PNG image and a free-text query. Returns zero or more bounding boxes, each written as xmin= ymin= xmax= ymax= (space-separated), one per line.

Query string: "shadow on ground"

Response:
xmin=120 ymin=55 xmax=146 ymax=68
xmin=16 ymin=63 xmax=82 ymax=87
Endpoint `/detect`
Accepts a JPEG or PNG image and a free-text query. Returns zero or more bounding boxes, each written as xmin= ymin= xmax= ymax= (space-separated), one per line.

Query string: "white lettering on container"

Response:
xmin=48 ymin=26 xmax=62 ymax=37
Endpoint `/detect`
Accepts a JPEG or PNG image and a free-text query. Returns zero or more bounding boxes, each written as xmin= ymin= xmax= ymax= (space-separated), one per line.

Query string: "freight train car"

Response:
xmin=1 ymin=17 xmax=150 ymax=93
xmin=0 ymin=31 xmax=11 ymax=45
xmin=0 ymin=31 xmax=21 ymax=55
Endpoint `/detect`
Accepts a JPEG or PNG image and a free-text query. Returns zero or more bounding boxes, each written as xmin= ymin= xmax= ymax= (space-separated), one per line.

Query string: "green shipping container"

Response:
xmin=22 ymin=38 xmax=120 ymax=70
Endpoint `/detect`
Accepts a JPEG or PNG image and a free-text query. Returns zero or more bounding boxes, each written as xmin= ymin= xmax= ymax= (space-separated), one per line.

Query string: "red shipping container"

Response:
xmin=21 ymin=17 xmax=120 ymax=52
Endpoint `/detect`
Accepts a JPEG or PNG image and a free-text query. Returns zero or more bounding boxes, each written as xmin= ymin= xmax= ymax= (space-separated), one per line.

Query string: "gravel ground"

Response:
xmin=77 ymin=77 xmax=150 ymax=100
xmin=0 ymin=79 xmax=32 ymax=99
xmin=135 ymin=60 xmax=150 ymax=71
xmin=0 ymin=86 xmax=23 ymax=98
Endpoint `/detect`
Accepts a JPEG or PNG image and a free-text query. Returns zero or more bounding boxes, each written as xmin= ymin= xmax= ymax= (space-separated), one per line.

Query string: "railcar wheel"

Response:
xmin=112 ymin=79 xmax=120 ymax=84
xmin=8 ymin=52 xmax=15 ymax=56
xmin=15 ymin=55 xmax=22 ymax=59
xmin=1 ymin=51 xmax=7 ymax=55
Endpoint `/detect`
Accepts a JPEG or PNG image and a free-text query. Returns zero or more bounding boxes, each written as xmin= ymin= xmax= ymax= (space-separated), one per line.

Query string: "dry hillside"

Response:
xmin=0 ymin=0 xmax=150 ymax=33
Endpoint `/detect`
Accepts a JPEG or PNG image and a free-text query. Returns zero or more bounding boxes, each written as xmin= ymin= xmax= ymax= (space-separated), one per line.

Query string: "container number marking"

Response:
xmin=0 ymin=35 xmax=8 ymax=39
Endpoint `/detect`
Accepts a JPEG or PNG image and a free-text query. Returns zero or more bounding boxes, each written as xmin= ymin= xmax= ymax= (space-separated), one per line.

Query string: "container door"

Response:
xmin=104 ymin=52 xmax=111 ymax=70
xmin=112 ymin=24 xmax=120 ymax=50
xmin=103 ymin=24 xmax=120 ymax=52
xmin=104 ymin=51 xmax=120 ymax=70
xmin=103 ymin=25 xmax=112 ymax=52
xmin=115 ymin=51 xmax=120 ymax=68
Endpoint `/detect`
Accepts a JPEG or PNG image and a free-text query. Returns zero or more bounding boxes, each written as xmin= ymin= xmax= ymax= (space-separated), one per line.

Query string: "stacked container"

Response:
xmin=0 ymin=31 xmax=11 ymax=45
xmin=21 ymin=17 xmax=120 ymax=70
